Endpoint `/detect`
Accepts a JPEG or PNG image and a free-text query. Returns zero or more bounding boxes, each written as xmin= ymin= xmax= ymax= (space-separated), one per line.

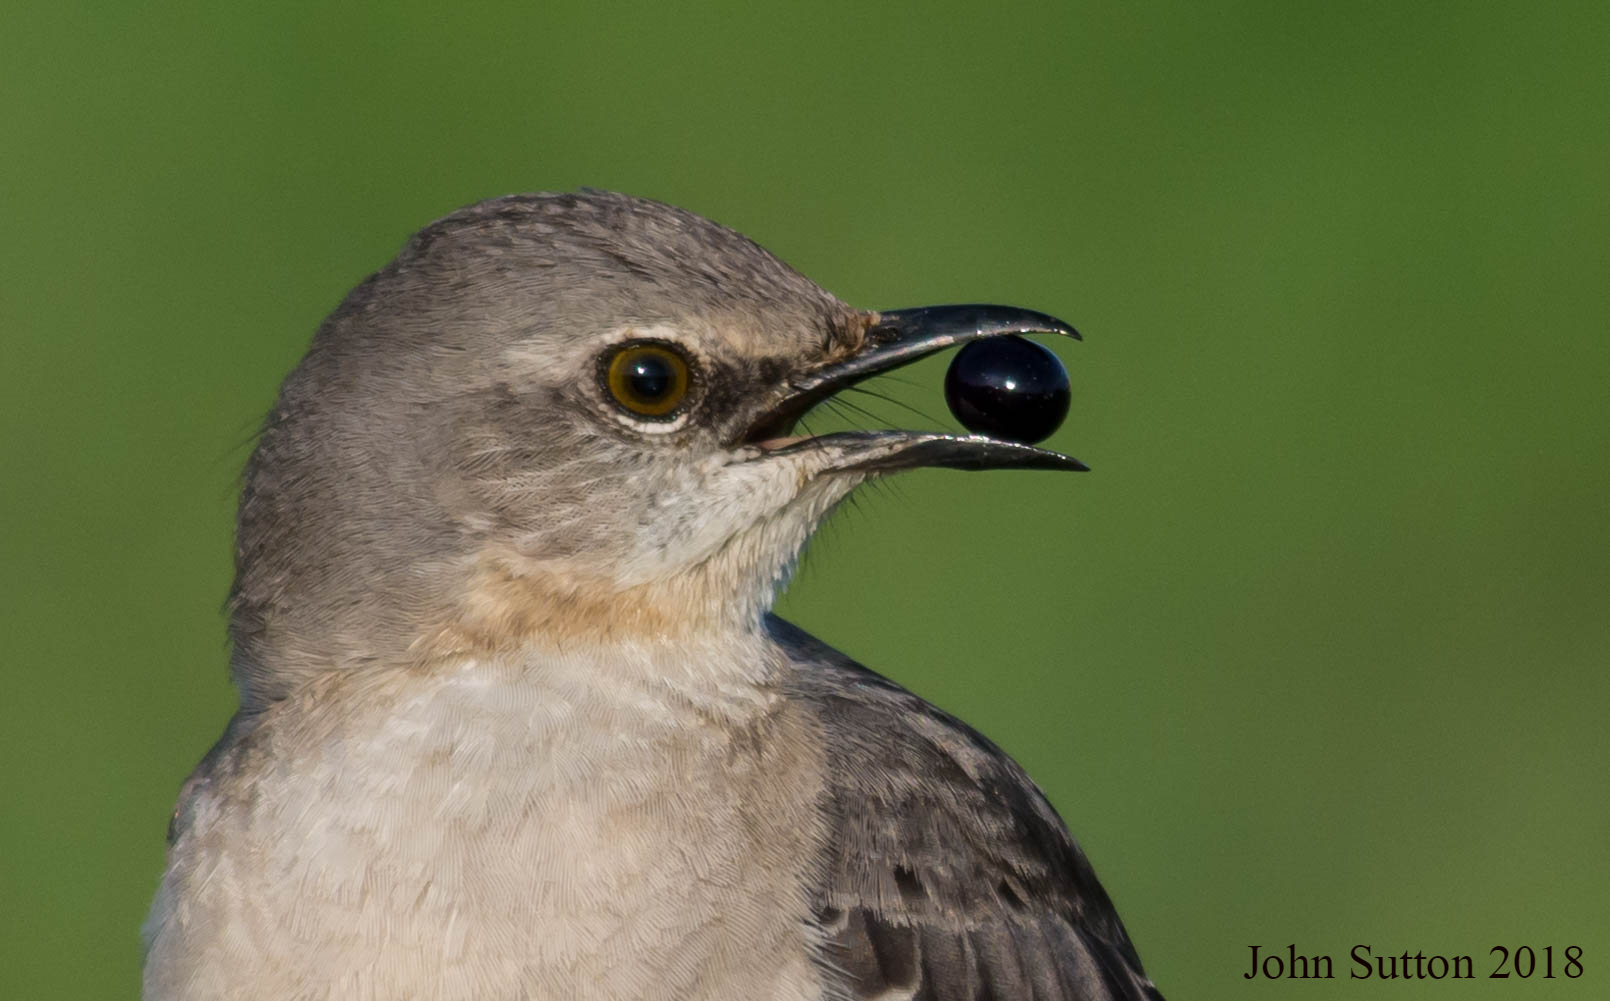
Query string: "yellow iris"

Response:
xmin=604 ymin=342 xmax=691 ymax=418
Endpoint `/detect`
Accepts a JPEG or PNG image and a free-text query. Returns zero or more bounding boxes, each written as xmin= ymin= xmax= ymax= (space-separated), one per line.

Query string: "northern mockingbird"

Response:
xmin=144 ymin=191 xmax=1166 ymax=1001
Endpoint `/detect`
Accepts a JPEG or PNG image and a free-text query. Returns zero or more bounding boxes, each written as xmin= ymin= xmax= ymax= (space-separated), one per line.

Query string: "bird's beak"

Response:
xmin=739 ymin=304 xmax=1087 ymax=473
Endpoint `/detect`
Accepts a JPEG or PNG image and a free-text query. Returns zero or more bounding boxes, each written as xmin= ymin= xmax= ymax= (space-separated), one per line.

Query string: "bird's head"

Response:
xmin=231 ymin=191 xmax=1080 ymax=704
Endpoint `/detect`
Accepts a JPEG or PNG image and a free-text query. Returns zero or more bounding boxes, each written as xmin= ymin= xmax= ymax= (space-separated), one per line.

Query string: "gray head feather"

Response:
xmin=231 ymin=191 xmax=863 ymax=707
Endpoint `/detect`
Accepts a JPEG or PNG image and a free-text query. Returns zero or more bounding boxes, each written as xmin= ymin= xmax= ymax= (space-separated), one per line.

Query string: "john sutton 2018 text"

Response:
xmin=1243 ymin=944 xmax=1584 ymax=980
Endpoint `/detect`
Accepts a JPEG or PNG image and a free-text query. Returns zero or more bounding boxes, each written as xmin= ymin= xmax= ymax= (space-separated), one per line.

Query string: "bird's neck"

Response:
xmin=229 ymin=541 xmax=800 ymax=712
xmin=411 ymin=552 xmax=773 ymax=662
xmin=229 ymin=470 xmax=859 ymax=712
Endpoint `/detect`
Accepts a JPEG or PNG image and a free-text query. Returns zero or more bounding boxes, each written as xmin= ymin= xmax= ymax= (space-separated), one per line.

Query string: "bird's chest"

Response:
xmin=147 ymin=665 xmax=829 ymax=1001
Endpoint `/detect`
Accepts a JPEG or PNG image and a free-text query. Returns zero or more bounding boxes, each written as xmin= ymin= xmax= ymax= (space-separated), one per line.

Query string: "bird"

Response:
xmin=142 ymin=190 xmax=1166 ymax=1001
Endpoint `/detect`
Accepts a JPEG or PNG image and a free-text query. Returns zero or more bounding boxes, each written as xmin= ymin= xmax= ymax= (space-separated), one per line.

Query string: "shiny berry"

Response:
xmin=943 ymin=335 xmax=1070 ymax=445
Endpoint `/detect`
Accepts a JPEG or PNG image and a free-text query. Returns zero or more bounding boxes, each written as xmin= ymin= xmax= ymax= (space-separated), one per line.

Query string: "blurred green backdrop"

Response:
xmin=3 ymin=2 xmax=1606 ymax=998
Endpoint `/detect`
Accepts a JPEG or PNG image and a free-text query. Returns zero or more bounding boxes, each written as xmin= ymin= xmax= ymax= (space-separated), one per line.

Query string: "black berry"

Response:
xmin=944 ymin=336 xmax=1070 ymax=445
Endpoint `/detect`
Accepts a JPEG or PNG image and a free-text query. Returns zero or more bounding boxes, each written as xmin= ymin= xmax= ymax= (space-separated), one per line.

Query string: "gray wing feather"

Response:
xmin=769 ymin=616 xmax=1164 ymax=1001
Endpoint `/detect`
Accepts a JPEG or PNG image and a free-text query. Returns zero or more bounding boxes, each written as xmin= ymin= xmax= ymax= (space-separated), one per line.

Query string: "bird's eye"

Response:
xmin=602 ymin=341 xmax=693 ymax=419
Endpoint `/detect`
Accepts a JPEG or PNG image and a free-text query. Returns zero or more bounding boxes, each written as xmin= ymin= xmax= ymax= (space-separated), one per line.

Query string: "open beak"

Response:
xmin=740 ymin=304 xmax=1087 ymax=473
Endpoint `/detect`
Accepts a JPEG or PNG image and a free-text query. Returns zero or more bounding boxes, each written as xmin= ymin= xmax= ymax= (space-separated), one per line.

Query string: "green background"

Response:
xmin=3 ymin=2 xmax=1606 ymax=998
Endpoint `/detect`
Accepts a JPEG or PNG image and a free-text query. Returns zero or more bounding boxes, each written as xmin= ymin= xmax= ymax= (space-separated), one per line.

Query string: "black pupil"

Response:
xmin=627 ymin=353 xmax=674 ymax=400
